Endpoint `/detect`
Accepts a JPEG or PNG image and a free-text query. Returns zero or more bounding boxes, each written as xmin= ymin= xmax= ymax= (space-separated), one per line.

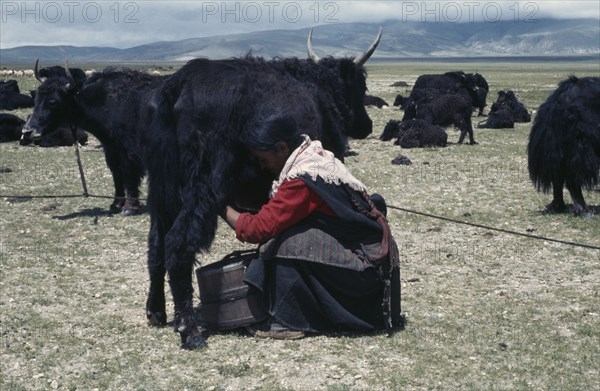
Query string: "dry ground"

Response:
xmin=1 ymin=60 xmax=599 ymax=390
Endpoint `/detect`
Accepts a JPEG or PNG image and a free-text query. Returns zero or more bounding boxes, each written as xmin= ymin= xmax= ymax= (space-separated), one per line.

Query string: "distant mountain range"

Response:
xmin=1 ymin=19 xmax=598 ymax=64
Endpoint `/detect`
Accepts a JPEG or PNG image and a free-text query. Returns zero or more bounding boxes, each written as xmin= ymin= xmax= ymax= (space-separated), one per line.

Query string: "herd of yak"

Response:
xmin=1 ymin=29 xmax=599 ymax=349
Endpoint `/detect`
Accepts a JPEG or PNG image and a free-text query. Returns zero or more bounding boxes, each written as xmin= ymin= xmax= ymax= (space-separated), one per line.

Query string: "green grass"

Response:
xmin=1 ymin=60 xmax=600 ymax=390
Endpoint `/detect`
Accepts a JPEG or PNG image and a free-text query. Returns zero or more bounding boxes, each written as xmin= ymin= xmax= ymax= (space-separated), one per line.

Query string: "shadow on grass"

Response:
xmin=52 ymin=207 xmax=112 ymax=220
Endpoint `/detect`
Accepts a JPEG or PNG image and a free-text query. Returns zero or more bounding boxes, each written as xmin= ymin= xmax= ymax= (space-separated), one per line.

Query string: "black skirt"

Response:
xmin=244 ymin=257 xmax=385 ymax=333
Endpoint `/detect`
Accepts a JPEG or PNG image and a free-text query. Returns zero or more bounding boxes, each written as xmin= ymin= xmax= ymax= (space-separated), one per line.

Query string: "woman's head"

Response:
xmin=242 ymin=111 xmax=304 ymax=175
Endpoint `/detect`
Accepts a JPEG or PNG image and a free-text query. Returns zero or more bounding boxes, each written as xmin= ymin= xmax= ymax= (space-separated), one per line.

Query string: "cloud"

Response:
xmin=1 ymin=1 xmax=598 ymax=49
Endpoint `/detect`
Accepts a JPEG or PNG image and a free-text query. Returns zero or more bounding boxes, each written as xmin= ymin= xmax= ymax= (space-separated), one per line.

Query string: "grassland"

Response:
xmin=1 ymin=60 xmax=599 ymax=390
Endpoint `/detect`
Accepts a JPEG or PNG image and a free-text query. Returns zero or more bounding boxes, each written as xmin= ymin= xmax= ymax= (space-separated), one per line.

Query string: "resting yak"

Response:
xmin=479 ymin=90 xmax=531 ymax=129
xmin=380 ymin=119 xmax=447 ymax=148
xmin=0 ymin=112 xmax=87 ymax=146
xmin=22 ymin=61 xmax=165 ymax=215
xmin=364 ymin=95 xmax=389 ymax=108
xmin=141 ymin=28 xmax=382 ymax=349
xmin=527 ymin=76 xmax=600 ymax=216
xmin=0 ymin=80 xmax=34 ymax=110
xmin=494 ymin=90 xmax=530 ymax=122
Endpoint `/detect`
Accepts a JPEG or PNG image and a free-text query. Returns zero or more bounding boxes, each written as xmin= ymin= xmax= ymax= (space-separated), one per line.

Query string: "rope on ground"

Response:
xmin=1 ymin=193 xmax=598 ymax=251
xmin=0 ymin=193 xmax=147 ymax=202
xmin=387 ymin=204 xmax=600 ymax=251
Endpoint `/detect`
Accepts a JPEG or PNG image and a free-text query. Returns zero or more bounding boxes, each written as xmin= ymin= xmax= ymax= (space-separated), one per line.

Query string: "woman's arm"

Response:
xmin=221 ymin=205 xmax=241 ymax=230
xmin=221 ymin=179 xmax=335 ymax=244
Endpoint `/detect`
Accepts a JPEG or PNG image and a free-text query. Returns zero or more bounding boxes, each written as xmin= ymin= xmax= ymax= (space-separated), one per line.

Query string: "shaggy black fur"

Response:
xmin=142 ymin=52 xmax=378 ymax=349
xmin=37 ymin=65 xmax=87 ymax=85
xmin=527 ymin=76 xmax=600 ymax=215
xmin=477 ymin=109 xmax=515 ymax=129
xmin=380 ymin=119 xmax=447 ymax=148
xmin=0 ymin=80 xmax=34 ymax=110
xmin=493 ymin=90 xmax=531 ymax=122
xmin=477 ymin=90 xmax=531 ymax=129
xmin=403 ymin=90 xmax=476 ymax=144
xmin=22 ymin=66 xmax=165 ymax=214
xmin=405 ymin=71 xmax=488 ymax=116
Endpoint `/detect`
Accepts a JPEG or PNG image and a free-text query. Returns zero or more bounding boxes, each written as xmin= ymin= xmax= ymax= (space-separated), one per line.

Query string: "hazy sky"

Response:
xmin=1 ymin=1 xmax=599 ymax=49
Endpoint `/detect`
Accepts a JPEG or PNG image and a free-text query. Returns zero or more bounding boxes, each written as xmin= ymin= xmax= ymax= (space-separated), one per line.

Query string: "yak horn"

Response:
xmin=34 ymin=59 xmax=43 ymax=82
xmin=307 ymin=29 xmax=320 ymax=62
xmin=354 ymin=27 xmax=383 ymax=66
xmin=64 ymin=59 xmax=76 ymax=90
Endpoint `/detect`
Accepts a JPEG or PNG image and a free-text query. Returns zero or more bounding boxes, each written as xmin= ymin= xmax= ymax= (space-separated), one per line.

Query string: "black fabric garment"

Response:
xmin=241 ymin=174 xmax=399 ymax=333
xmin=244 ymin=257 xmax=384 ymax=333
xmin=299 ymin=175 xmax=383 ymax=243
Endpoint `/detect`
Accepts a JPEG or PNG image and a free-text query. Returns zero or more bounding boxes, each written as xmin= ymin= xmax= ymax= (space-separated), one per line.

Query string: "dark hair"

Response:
xmin=242 ymin=111 xmax=304 ymax=151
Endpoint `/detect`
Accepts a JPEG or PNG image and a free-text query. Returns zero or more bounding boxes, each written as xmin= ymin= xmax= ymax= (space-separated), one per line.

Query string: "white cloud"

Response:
xmin=1 ymin=1 xmax=598 ymax=49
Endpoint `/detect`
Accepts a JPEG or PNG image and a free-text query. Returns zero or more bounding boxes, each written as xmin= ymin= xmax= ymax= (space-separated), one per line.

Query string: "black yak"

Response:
xmin=0 ymin=113 xmax=26 ymax=142
xmin=403 ymin=90 xmax=476 ymax=144
xmin=142 ymin=28 xmax=382 ymax=349
xmin=22 ymin=62 xmax=165 ymax=215
xmin=477 ymin=90 xmax=531 ymax=129
xmin=364 ymin=95 xmax=389 ymax=108
xmin=393 ymin=94 xmax=405 ymax=107
xmin=466 ymin=72 xmax=489 ymax=116
xmin=0 ymin=80 xmax=34 ymax=110
xmin=493 ymin=90 xmax=531 ymax=122
xmin=380 ymin=119 xmax=447 ymax=148
xmin=527 ymin=76 xmax=600 ymax=216
xmin=405 ymin=71 xmax=487 ymax=116
xmin=477 ymin=109 xmax=515 ymax=129
xmin=0 ymin=113 xmax=87 ymax=146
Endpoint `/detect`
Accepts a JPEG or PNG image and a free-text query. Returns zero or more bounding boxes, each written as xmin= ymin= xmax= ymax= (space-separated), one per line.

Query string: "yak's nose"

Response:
xmin=22 ymin=123 xmax=41 ymax=139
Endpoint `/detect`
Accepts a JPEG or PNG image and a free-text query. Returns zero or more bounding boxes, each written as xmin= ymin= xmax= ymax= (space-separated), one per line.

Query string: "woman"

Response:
xmin=221 ymin=113 xmax=400 ymax=339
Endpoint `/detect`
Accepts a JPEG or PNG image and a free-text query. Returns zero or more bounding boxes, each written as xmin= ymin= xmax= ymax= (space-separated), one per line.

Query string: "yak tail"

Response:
xmin=144 ymin=81 xmax=182 ymax=230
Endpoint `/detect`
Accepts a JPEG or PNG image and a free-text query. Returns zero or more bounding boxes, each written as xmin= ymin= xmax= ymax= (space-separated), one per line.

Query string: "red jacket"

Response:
xmin=236 ymin=178 xmax=336 ymax=243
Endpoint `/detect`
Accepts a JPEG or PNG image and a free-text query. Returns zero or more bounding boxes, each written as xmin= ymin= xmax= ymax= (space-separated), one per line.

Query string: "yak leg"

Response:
xmin=457 ymin=115 xmax=477 ymax=145
xmin=565 ymin=179 xmax=590 ymax=216
xmin=146 ymin=218 xmax=167 ymax=326
xmin=103 ymin=146 xmax=126 ymax=213
xmin=168 ymin=252 xmax=206 ymax=350
xmin=122 ymin=168 xmax=144 ymax=216
xmin=546 ymin=177 xmax=568 ymax=213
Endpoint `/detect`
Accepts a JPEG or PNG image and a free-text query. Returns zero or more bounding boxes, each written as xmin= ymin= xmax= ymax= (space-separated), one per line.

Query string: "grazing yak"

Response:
xmin=142 ymin=28 xmax=382 ymax=349
xmin=380 ymin=119 xmax=447 ymax=148
xmin=402 ymin=89 xmax=476 ymax=144
xmin=527 ymin=75 xmax=600 ymax=216
xmin=0 ymin=80 xmax=34 ymax=110
xmin=22 ymin=62 xmax=165 ymax=215
xmin=404 ymin=71 xmax=488 ymax=116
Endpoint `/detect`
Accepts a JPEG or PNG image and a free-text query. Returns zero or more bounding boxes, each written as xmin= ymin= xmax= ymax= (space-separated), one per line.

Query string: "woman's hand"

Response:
xmin=220 ymin=205 xmax=241 ymax=230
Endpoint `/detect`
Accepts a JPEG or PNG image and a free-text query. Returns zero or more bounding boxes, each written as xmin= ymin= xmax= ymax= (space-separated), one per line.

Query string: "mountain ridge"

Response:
xmin=1 ymin=19 xmax=598 ymax=64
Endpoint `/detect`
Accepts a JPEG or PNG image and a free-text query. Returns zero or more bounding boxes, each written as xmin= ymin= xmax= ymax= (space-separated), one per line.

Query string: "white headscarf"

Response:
xmin=270 ymin=135 xmax=367 ymax=198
